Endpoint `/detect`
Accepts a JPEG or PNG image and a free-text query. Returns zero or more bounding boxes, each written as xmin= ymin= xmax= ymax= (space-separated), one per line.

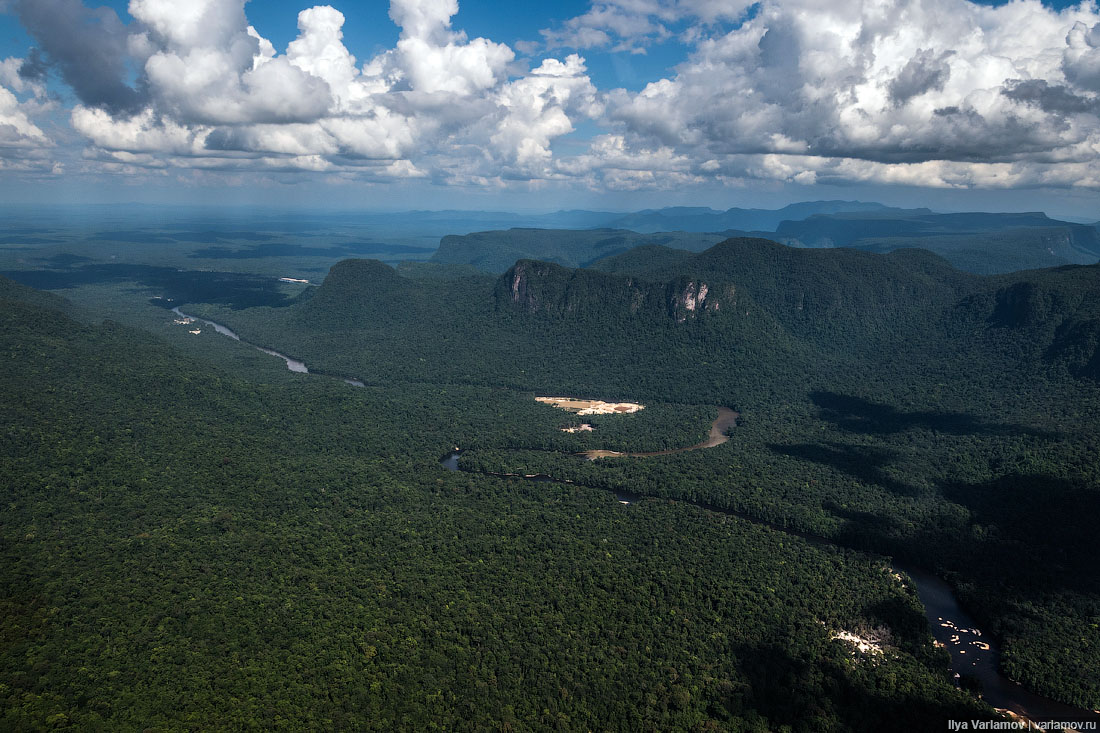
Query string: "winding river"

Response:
xmin=173 ymin=308 xmax=1095 ymax=723
xmin=440 ymin=410 xmax=1098 ymax=723
xmin=172 ymin=307 xmax=364 ymax=386
xmin=896 ymin=564 xmax=1094 ymax=721
xmin=580 ymin=406 xmax=740 ymax=459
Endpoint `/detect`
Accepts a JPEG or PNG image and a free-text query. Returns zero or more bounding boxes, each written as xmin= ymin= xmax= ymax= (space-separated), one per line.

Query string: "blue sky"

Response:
xmin=0 ymin=0 xmax=1098 ymax=217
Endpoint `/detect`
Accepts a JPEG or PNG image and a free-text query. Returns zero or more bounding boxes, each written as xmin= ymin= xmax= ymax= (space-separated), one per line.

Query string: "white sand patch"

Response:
xmin=832 ymin=630 xmax=886 ymax=655
xmin=561 ymin=423 xmax=595 ymax=433
xmin=826 ymin=623 xmax=894 ymax=659
xmin=536 ymin=397 xmax=644 ymax=415
xmin=884 ymin=569 xmax=908 ymax=589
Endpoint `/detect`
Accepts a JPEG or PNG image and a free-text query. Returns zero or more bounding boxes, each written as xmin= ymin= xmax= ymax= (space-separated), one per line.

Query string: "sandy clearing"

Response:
xmin=536 ymin=397 xmax=645 ymax=415
xmin=831 ymin=630 xmax=889 ymax=656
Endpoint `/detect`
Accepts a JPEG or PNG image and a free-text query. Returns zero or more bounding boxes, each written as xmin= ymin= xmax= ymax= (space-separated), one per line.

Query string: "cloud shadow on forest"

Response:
xmin=809 ymin=391 xmax=1061 ymax=439
xmin=188 ymin=242 xmax=433 ymax=259
xmin=1 ymin=264 xmax=297 ymax=309
xmin=770 ymin=442 xmax=923 ymax=497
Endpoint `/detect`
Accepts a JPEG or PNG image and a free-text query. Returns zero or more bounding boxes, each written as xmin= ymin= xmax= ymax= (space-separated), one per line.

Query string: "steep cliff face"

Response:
xmin=1048 ymin=318 xmax=1100 ymax=380
xmin=499 ymin=260 xmax=625 ymax=315
xmin=976 ymin=264 xmax=1100 ymax=380
xmin=665 ymin=277 xmax=727 ymax=322
xmin=496 ymin=260 xmax=730 ymax=322
xmin=989 ymin=282 xmax=1056 ymax=328
xmin=999 ymin=224 xmax=1100 ymax=268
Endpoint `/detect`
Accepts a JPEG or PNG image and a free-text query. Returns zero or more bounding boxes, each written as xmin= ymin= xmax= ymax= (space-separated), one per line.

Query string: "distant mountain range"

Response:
xmin=432 ymin=229 xmax=731 ymax=273
xmin=599 ymin=201 xmax=910 ymax=233
xmin=352 ymin=200 xmax=903 ymax=236
xmin=767 ymin=211 xmax=1100 ymax=274
xmin=431 ymin=208 xmax=1100 ymax=275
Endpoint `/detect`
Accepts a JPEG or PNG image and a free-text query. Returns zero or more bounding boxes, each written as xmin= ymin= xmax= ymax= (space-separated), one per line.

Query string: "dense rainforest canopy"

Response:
xmin=195 ymin=239 xmax=1100 ymax=711
xmin=2 ymin=229 xmax=1099 ymax=730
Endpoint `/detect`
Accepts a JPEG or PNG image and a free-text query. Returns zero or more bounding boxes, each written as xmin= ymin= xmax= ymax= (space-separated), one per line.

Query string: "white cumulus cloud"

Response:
xmin=58 ymin=0 xmax=600 ymax=185
xmin=130 ymin=0 xmax=333 ymax=125
xmin=587 ymin=0 xmax=1100 ymax=189
xmin=0 ymin=55 xmax=58 ymax=173
xmin=541 ymin=0 xmax=757 ymax=52
xmin=6 ymin=0 xmax=1100 ymax=193
xmin=1064 ymin=20 xmax=1100 ymax=91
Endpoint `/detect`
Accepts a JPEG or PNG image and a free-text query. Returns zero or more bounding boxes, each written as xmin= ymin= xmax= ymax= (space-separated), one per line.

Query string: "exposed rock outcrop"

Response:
xmin=497 ymin=260 xmax=728 ymax=323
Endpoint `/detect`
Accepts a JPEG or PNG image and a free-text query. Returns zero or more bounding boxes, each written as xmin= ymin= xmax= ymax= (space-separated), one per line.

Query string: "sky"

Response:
xmin=0 ymin=0 xmax=1099 ymax=218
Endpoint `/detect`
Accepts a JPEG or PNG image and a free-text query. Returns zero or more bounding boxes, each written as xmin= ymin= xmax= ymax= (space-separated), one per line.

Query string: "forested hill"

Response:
xmin=211 ymin=236 xmax=1100 ymax=404
xmin=592 ymin=237 xmax=1100 ymax=378
xmin=979 ymin=264 xmax=1100 ymax=380
xmin=244 ymin=235 xmax=1100 ymax=393
xmin=597 ymin=237 xmax=972 ymax=336
xmin=287 ymin=257 xmax=414 ymax=329
xmin=0 ymin=272 xmax=82 ymax=321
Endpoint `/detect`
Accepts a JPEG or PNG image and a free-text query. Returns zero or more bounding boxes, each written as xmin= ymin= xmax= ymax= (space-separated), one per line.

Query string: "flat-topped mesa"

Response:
xmin=496 ymin=259 xmax=726 ymax=322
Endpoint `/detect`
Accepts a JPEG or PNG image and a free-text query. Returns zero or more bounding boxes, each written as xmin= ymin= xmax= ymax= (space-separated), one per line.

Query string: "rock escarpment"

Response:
xmin=496 ymin=259 xmax=731 ymax=323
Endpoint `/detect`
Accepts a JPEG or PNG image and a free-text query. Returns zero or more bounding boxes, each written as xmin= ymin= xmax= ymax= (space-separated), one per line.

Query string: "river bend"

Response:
xmin=170 ymin=307 xmax=1095 ymax=723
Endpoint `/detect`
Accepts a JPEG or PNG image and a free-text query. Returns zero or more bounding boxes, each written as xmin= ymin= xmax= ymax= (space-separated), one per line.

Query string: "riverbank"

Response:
xmin=440 ymin=450 xmax=1099 ymax=723
xmin=167 ymin=308 xmax=1097 ymax=724
xmin=171 ymin=307 xmax=364 ymax=384
xmin=580 ymin=406 xmax=739 ymax=459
